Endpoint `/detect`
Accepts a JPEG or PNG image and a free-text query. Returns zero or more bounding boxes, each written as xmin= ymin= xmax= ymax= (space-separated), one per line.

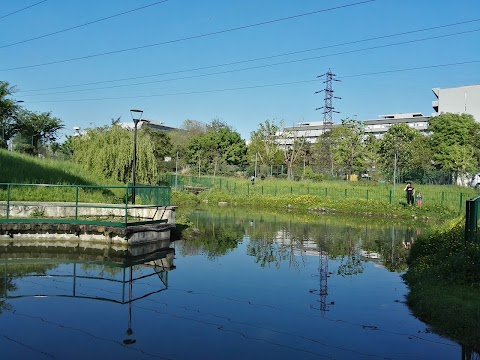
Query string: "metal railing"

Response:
xmin=0 ymin=183 xmax=171 ymax=228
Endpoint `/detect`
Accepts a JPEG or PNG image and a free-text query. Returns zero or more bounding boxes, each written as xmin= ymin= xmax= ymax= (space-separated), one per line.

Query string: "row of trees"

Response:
xmin=248 ymin=113 xmax=479 ymax=184
xmin=0 ymin=81 xmax=63 ymax=155
xmin=68 ymin=112 xmax=478 ymax=186
xmin=3 ymin=80 xmax=478 ymax=185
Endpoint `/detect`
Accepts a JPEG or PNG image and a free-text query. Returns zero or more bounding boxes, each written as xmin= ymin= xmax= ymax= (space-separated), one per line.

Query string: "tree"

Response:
xmin=13 ymin=109 xmax=63 ymax=155
xmin=71 ymin=124 xmax=159 ymax=184
xmin=428 ymin=113 xmax=480 ymax=181
xmin=249 ymin=119 xmax=282 ymax=173
xmin=186 ymin=120 xmax=247 ymax=176
xmin=378 ymin=123 xmax=425 ymax=182
xmin=169 ymin=119 xmax=206 ymax=174
xmin=0 ymin=81 xmax=21 ymax=149
xmin=329 ymin=118 xmax=367 ymax=176
xmin=278 ymin=120 xmax=308 ymax=180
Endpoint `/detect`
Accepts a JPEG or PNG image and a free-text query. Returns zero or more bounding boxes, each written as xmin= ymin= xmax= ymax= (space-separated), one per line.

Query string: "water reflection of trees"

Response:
xmin=178 ymin=211 xmax=245 ymax=259
xmin=0 ymin=263 xmax=57 ymax=314
xmin=179 ymin=209 xmax=424 ymax=272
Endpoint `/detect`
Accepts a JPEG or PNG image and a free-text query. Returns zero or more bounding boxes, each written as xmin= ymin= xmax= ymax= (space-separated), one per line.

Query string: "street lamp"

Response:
xmin=130 ymin=109 xmax=144 ymax=205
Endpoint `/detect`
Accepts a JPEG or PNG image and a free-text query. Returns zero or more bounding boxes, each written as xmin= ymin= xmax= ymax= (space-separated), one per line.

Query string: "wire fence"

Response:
xmin=164 ymin=174 xmax=479 ymax=212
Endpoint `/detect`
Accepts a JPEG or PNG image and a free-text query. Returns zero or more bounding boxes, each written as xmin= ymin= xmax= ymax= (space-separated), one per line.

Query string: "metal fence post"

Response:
xmin=389 ymin=190 xmax=392 ymax=205
xmin=75 ymin=186 xmax=79 ymax=220
xmin=6 ymin=184 xmax=10 ymax=220
xmin=366 ymin=189 xmax=369 ymax=200
xmin=125 ymin=186 xmax=129 ymax=227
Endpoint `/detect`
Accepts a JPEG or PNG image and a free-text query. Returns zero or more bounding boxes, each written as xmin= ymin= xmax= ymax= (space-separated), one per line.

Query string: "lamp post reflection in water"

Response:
xmin=123 ymin=266 xmax=136 ymax=345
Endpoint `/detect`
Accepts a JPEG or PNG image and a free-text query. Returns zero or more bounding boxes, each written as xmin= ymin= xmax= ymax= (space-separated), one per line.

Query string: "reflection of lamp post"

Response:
xmin=123 ymin=266 xmax=136 ymax=345
xmin=130 ymin=109 xmax=144 ymax=205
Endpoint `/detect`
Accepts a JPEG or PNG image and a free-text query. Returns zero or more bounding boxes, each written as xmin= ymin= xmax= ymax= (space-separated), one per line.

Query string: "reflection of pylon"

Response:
xmin=319 ymin=249 xmax=329 ymax=316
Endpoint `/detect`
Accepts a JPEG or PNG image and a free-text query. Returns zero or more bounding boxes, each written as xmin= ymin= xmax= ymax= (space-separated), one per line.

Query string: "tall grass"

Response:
xmin=0 ymin=149 xmax=125 ymax=203
xmin=169 ymin=174 xmax=480 ymax=215
xmin=404 ymin=222 xmax=480 ymax=349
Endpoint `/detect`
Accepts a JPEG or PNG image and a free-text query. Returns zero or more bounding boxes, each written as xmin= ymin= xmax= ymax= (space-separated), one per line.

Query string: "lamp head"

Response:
xmin=130 ymin=109 xmax=144 ymax=124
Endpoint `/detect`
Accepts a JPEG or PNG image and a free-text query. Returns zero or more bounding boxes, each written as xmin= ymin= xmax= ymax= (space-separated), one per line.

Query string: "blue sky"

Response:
xmin=1 ymin=0 xmax=480 ymax=140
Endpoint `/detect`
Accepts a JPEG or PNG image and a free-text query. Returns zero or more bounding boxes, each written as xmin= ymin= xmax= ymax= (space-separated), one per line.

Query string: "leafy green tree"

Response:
xmin=248 ymin=119 xmax=282 ymax=173
xmin=169 ymin=119 xmax=206 ymax=174
xmin=378 ymin=123 xmax=424 ymax=181
xmin=142 ymin=127 xmax=173 ymax=171
xmin=186 ymin=120 xmax=247 ymax=176
xmin=312 ymin=130 xmax=334 ymax=176
xmin=13 ymin=109 xmax=63 ymax=155
xmin=428 ymin=113 xmax=480 ymax=182
xmin=71 ymin=124 xmax=158 ymax=184
xmin=278 ymin=120 xmax=307 ymax=180
xmin=0 ymin=81 xmax=21 ymax=149
xmin=330 ymin=118 xmax=367 ymax=175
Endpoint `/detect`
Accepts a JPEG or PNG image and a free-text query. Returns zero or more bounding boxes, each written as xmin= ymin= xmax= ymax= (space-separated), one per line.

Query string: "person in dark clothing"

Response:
xmin=404 ymin=182 xmax=415 ymax=205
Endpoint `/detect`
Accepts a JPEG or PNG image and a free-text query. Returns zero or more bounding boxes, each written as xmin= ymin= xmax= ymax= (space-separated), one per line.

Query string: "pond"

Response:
xmin=0 ymin=209 xmax=476 ymax=359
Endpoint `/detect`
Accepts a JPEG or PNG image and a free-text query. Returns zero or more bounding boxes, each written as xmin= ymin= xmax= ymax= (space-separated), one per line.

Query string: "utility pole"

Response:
xmin=316 ymin=69 xmax=341 ymax=175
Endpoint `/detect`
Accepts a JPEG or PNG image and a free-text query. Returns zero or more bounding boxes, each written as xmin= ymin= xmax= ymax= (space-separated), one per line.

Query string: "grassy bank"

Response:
xmin=172 ymin=188 xmax=462 ymax=220
xmin=0 ymin=149 xmax=125 ymax=203
xmin=169 ymin=175 xmax=479 ymax=214
xmin=403 ymin=221 xmax=480 ymax=350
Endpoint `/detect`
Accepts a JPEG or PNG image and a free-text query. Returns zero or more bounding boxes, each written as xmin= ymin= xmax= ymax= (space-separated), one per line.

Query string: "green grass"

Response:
xmin=404 ymin=221 xmax=480 ymax=350
xmin=0 ymin=149 xmax=126 ymax=203
xmin=171 ymin=175 xmax=480 ymax=217
xmin=172 ymin=187 xmax=463 ymax=219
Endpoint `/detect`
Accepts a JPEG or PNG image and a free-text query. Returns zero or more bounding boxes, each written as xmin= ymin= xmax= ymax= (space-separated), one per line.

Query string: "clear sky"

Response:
xmin=1 ymin=0 xmax=480 ymax=140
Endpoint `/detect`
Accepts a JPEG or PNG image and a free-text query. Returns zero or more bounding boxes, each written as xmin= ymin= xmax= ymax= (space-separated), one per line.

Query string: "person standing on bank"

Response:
xmin=404 ymin=182 xmax=415 ymax=206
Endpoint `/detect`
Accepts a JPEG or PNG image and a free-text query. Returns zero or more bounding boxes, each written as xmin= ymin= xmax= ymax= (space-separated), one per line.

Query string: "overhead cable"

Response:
xmin=0 ymin=0 xmax=169 ymax=49
xmin=0 ymin=0 xmax=48 ymax=21
xmin=0 ymin=0 xmax=377 ymax=71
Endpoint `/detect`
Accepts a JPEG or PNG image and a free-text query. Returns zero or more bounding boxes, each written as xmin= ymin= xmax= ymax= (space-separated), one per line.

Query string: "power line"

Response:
xmin=340 ymin=59 xmax=480 ymax=78
xmin=0 ymin=0 xmax=169 ymax=49
xmin=0 ymin=0 xmax=47 ymax=21
xmin=22 ymin=27 xmax=480 ymax=97
xmin=19 ymin=17 xmax=480 ymax=94
xmin=25 ymin=79 xmax=321 ymax=103
xmin=23 ymin=58 xmax=480 ymax=103
xmin=0 ymin=0 xmax=377 ymax=72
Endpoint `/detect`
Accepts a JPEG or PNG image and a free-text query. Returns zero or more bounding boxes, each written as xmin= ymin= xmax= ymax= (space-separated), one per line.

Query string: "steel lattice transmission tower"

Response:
xmin=315 ymin=69 xmax=341 ymax=126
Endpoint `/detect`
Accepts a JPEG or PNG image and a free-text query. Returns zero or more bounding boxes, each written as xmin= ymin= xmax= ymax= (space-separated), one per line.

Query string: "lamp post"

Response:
xmin=130 ymin=109 xmax=144 ymax=205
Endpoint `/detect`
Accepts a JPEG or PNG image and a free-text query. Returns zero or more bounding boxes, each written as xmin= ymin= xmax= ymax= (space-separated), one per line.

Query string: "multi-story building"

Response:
xmin=432 ymin=85 xmax=480 ymax=121
xmin=283 ymin=112 xmax=430 ymax=143
xmin=282 ymin=84 xmax=480 ymax=144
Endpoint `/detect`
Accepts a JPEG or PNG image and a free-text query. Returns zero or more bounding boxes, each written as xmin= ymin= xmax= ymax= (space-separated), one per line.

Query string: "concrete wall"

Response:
xmin=0 ymin=201 xmax=176 ymax=224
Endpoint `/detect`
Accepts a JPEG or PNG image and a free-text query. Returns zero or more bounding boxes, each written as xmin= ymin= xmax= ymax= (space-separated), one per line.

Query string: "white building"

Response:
xmin=432 ymin=85 xmax=480 ymax=121
xmin=283 ymin=112 xmax=430 ymax=143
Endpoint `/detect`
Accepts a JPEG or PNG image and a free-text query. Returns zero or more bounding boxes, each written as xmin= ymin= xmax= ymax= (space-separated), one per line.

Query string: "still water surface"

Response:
xmin=0 ymin=210 xmax=472 ymax=359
